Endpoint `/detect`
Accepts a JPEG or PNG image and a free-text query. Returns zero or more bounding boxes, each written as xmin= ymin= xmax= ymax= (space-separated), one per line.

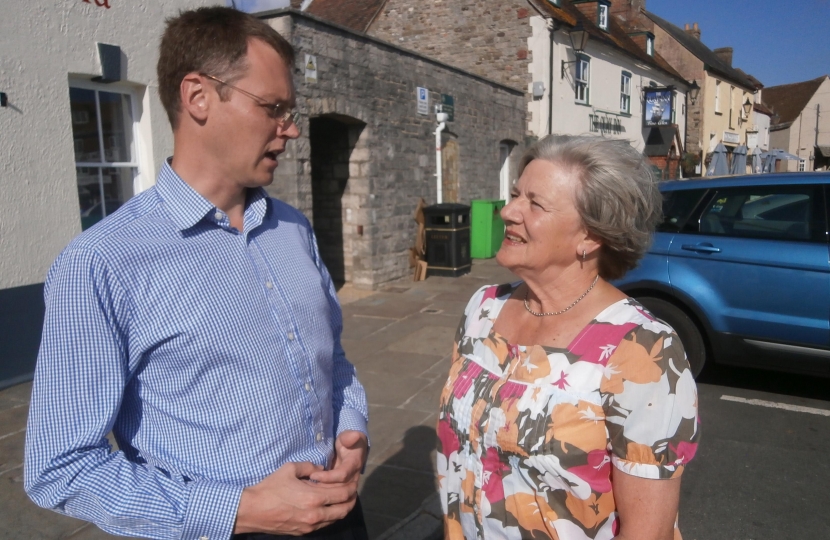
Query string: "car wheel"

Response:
xmin=636 ymin=297 xmax=707 ymax=378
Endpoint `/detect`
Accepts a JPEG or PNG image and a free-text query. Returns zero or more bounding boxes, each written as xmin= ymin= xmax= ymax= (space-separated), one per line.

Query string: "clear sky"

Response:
xmin=646 ymin=0 xmax=830 ymax=88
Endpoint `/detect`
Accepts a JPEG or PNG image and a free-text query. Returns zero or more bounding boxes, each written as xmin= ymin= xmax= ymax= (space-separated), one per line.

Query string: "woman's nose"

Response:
xmin=500 ymin=198 xmax=519 ymax=223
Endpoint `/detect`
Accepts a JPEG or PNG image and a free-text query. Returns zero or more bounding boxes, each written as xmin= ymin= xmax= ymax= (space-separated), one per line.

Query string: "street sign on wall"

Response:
xmin=417 ymin=87 xmax=429 ymax=115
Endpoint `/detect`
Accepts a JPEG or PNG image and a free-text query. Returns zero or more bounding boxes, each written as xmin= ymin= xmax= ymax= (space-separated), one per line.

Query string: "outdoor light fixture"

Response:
xmin=688 ymin=80 xmax=700 ymax=104
xmin=0 ymin=92 xmax=7 ymax=107
xmin=561 ymin=22 xmax=590 ymax=78
xmin=742 ymin=97 xmax=753 ymax=119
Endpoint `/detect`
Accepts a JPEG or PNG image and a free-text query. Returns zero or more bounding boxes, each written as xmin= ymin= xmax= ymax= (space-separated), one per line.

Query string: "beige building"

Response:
xmin=763 ymin=75 xmax=830 ymax=171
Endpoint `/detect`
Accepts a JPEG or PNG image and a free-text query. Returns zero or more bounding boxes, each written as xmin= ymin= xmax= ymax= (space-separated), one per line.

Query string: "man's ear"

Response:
xmin=179 ymin=73 xmax=210 ymax=123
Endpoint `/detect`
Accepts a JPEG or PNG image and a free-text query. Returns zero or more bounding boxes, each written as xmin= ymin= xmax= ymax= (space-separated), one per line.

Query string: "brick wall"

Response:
xmin=368 ymin=0 xmax=534 ymax=94
xmin=264 ymin=12 xmax=526 ymax=288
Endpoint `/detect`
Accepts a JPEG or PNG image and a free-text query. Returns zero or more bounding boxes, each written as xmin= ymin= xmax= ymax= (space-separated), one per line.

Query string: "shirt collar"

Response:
xmin=156 ymin=159 xmax=269 ymax=232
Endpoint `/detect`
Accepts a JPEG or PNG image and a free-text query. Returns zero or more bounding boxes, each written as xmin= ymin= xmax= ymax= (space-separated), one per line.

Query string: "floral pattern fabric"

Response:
xmin=437 ymin=283 xmax=700 ymax=540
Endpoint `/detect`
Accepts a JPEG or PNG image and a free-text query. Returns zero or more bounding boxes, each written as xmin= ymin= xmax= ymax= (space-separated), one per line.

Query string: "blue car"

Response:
xmin=614 ymin=172 xmax=830 ymax=378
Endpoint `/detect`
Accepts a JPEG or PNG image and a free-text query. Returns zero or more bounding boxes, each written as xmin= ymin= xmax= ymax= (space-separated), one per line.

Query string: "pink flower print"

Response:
xmin=552 ymin=370 xmax=570 ymax=390
xmin=498 ymin=381 xmax=525 ymax=400
xmin=670 ymin=441 xmax=698 ymax=465
xmin=568 ymin=450 xmax=612 ymax=493
xmin=570 ymin=323 xmax=639 ymax=365
xmin=481 ymin=447 xmax=509 ymax=503
xmin=508 ymin=343 xmax=520 ymax=360
xmin=453 ymin=362 xmax=483 ymax=399
xmin=481 ymin=286 xmax=498 ymax=304
xmin=437 ymin=417 xmax=461 ymax=455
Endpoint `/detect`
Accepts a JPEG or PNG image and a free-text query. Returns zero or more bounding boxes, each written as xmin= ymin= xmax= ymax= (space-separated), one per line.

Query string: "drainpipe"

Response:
xmin=435 ymin=111 xmax=448 ymax=204
xmin=548 ymin=19 xmax=559 ymax=135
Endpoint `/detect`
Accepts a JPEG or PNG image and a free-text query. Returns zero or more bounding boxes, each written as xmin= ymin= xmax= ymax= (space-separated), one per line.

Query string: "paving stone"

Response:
xmin=362 ymin=510 xmax=400 ymax=540
xmin=341 ymin=314 xmax=398 ymax=341
xmin=360 ymin=371 xmax=432 ymax=409
xmin=365 ymin=406 xmax=433 ymax=465
xmin=359 ymin=463 xmax=437 ymax=521
xmin=400 ymin=378 xmax=444 ymax=414
xmin=0 ymin=382 xmax=31 ymax=411
xmin=383 ymin=514 xmax=441 ymax=540
xmin=369 ymin=424 xmax=437 ymax=476
xmin=0 ymin=429 xmax=25 ymax=477
xmin=352 ymin=351 xmax=444 ymax=379
xmin=345 ymin=294 xmax=430 ymax=320
xmin=386 ymin=326 xmax=456 ymax=357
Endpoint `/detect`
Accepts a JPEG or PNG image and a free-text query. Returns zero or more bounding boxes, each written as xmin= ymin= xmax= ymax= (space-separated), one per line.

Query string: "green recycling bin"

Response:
xmin=470 ymin=199 xmax=506 ymax=259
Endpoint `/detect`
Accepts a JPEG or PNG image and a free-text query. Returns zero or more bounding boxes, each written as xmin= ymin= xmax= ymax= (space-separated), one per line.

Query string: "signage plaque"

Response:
xmin=417 ymin=87 xmax=429 ymax=115
xmin=643 ymin=87 xmax=673 ymax=127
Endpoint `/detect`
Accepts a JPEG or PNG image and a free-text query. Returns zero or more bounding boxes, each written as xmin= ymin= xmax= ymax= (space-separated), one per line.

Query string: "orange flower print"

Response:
xmin=624 ymin=442 xmax=660 ymax=466
xmin=511 ymin=345 xmax=552 ymax=383
xmin=505 ymin=492 xmax=558 ymax=537
xmin=600 ymin=332 xmax=664 ymax=394
xmin=547 ymin=402 xmax=607 ymax=454
xmin=565 ymin=491 xmax=615 ymax=530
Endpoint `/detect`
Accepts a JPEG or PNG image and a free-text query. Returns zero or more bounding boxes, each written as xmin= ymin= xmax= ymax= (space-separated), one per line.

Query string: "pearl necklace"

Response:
xmin=523 ymin=275 xmax=600 ymax=317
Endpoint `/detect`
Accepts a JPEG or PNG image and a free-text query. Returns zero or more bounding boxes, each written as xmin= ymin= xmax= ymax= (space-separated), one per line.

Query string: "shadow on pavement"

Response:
xmin=359 ymin=425 xmax=438 ymax=539
xmin=697 ymin=361 xmax=830 ymax=402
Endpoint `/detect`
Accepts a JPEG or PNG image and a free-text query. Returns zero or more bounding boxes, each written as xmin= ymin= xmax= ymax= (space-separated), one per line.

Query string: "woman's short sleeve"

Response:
xmin=600 ymin=323 xmax=700 ymax=480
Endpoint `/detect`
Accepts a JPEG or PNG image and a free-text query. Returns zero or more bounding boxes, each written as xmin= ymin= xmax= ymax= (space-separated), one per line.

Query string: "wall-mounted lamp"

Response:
xmin=742 ymin=97 xmax=753 ymax=119
xmin=92 ymin=43 xmax=122 ymax=83
xmin=0 ymin=92 xmax=7 ymax=107
xmin=687 ymin=80 xmax=700 ymax=104
xmin=561 ymin=22 xmax=590 ymax=78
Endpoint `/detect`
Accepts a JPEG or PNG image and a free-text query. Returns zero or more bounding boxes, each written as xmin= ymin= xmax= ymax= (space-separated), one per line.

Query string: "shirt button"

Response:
xmin=287 ymin=331 xmax=295 ymax=341
xmin=265 ymin=281 xmax=273 ymax=289
xmin=199 ymin=537 xmax=209 ymax=540
xmin=304 ymin=382 xmax=311 ymax=391
xmin=316 ymin=432 xmax=323 ymax=442
xmin=214 ymin=211 xmax=223 ymax=220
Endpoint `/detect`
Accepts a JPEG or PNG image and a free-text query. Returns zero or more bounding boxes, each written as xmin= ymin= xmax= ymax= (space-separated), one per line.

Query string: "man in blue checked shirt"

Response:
xmin=24 ymin=7 xmax=370 ymax=540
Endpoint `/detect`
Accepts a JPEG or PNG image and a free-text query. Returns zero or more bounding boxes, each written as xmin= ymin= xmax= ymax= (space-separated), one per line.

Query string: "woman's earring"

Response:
xmin=582 ymin=249 xmax=586 ymax=261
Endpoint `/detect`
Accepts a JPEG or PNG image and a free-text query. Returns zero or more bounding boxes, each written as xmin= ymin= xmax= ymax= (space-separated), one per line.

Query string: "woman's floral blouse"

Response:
xmin=437 ymin=283 xmax=700 ymax=540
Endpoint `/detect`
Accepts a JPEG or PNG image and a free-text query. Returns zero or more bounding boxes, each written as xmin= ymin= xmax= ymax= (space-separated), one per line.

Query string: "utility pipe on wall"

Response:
xmin=435 ymin=111 xmax=448 ymax=204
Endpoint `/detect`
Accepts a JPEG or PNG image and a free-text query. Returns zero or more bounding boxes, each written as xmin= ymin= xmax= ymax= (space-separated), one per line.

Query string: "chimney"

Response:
xmin=685 ymin=22 xmax=701 ymax=40
xmin=610 ymin=0 xmax=645 ymax=22
xmin=714 ymin=47 xmax=733 ymax=67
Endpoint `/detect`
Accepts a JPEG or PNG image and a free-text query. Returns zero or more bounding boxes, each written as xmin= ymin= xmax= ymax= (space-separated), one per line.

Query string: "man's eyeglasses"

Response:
xmin=200 ymin=73 xmax=299 ymax=128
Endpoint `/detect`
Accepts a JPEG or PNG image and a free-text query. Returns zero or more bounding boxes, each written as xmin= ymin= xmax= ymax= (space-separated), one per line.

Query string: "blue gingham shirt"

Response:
xmin=24 ymin=161 xmax=369 ymax=540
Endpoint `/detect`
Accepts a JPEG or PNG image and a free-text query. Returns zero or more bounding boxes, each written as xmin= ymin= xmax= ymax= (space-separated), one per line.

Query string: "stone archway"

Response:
xmin=309 ymin=114 xmax=367 ymax=288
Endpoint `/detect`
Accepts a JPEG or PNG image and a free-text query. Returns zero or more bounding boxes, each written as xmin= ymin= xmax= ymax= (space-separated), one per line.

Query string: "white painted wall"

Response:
xmin=0 ymin=0 xmax=218 ymax=290
xmin=527 ymin=16 xmax=687 ymax=150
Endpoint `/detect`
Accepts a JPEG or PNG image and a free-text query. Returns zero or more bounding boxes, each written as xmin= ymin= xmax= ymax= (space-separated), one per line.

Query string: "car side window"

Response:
xmin=658 ymin=189 xmax=708 ymax=232
xmin=697 ymin=185 xmax=823 ymax=242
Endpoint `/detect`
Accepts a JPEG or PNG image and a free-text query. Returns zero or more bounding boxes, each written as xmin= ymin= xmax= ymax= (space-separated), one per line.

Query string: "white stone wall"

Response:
xmin=0 ymin=0 xmax=218 ymax=290
xmin=527 ymin=16 xmax=687 ymax=150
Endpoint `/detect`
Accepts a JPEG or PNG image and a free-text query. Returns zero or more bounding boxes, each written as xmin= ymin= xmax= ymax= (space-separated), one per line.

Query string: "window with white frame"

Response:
xmin=575 ymin=56 xmax=590 ymax=104
xmin=646 ymin=36 xmax=654 ymax=56
xmin=715 ymin=80 xmax=721 ymax=113
xmin=70 ymin=83 xmax=139 ymax=230
xmin=798 ymin=159 xmax=806 ymax=172
xmin=598 ymin=4 xmax=609 ymax=30
xmin=620 ymin=71 xmax=631 ymax=113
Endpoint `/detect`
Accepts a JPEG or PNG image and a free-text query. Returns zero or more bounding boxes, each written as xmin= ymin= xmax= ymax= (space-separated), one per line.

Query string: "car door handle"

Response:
xmin=681 ymin=243 xmax=721 ymax=254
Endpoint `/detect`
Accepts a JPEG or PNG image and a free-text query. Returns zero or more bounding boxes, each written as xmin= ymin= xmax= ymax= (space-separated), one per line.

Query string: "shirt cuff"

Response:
xmin=335 ymin=408 xmax=369 ymax=443
xmin=611 ymin=455 xmax=686 ymax=480
xmin=181 ymin=479 xmax=243 ymax=540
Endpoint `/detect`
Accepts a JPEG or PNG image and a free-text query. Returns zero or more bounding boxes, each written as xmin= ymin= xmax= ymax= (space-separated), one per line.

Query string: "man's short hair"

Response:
xmin=157 ymin=6 xmax=295 ymax=128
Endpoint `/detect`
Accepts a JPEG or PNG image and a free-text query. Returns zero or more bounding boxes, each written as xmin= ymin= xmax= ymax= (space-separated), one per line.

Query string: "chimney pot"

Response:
xmin=686 ymin=22 xmax=701 ymax=40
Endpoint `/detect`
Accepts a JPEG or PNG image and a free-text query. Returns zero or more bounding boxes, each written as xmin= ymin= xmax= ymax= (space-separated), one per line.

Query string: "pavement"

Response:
xmin=0 ymin=258 xmax=516 ymax=540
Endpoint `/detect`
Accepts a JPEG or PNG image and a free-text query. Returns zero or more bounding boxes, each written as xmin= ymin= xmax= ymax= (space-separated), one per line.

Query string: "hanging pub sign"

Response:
xmin=643 ymin=87 xmax=674 ymax=127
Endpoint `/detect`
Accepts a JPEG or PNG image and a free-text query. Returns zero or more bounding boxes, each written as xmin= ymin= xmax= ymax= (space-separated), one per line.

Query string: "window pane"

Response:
xmin=659 ymin=189 xmax=707 ymax=232
xmin=99 ymin=91 xmax=134 ymax=163
xmin=700 ymin=187 xmax=815 ymax=241
xmin=70 ymin=88 xmax=101 ymax=163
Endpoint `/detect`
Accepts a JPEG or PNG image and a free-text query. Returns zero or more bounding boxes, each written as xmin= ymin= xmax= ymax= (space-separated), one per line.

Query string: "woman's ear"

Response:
xmin=578 ymin=232 xmax=602 ymax=259
xmin=178 ymin=73 xmax=210 ymax=123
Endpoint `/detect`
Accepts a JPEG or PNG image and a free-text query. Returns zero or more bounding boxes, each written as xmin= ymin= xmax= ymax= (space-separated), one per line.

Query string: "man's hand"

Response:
xmin=233 ymin=461 xmax=357 ymax=535
xmin=309 ymin=430 xmax=369 ymax=487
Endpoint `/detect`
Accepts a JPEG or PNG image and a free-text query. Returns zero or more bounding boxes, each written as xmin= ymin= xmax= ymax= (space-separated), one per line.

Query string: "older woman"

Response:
xmin=437 ymin=135 xmax=699 ymax=540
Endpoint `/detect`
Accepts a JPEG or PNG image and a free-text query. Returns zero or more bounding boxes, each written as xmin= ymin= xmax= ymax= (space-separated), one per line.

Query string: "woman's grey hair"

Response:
xmin=518 ymin=134 xmax=662 ymax=280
